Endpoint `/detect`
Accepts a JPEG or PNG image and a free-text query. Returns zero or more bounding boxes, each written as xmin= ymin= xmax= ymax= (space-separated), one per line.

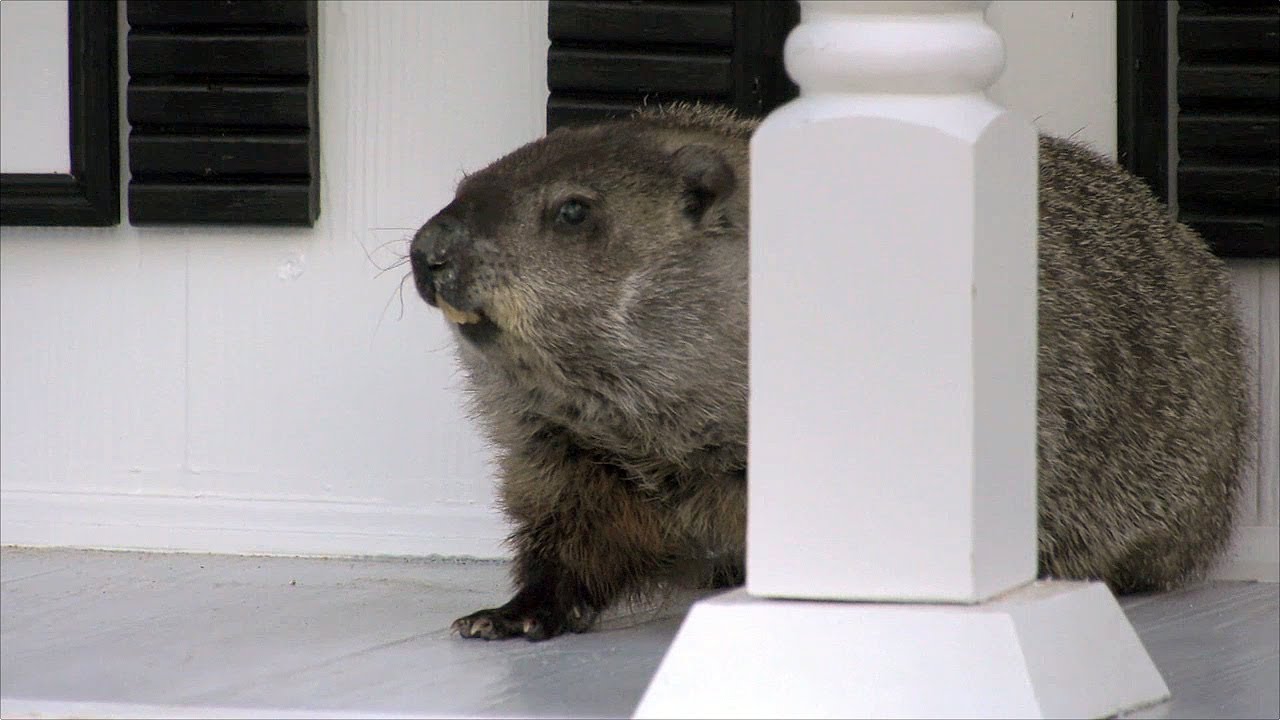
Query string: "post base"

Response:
xmin=633 ymin=580 xmax=1169 ymax=719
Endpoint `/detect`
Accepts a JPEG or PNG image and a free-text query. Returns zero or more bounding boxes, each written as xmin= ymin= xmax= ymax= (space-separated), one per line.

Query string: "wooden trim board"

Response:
xmin=1 ymin=488 xmax=1273 ymax=582
xmin=1212 ymin=525 xmax=1280 ymax=583
xmin=0 ymin=488 xmax=509 ymax=560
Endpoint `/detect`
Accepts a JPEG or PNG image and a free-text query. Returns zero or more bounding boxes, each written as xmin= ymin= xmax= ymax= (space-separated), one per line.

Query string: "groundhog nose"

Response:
xmin=411 ymin=213 xmax=464 ymax=271
xmin=410 ymin=212 xmax=473 ymax=308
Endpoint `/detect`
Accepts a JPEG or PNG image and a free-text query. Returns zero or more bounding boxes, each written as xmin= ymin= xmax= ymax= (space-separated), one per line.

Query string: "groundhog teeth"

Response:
xmin=438 ymin=299 xmax=483 ymax=325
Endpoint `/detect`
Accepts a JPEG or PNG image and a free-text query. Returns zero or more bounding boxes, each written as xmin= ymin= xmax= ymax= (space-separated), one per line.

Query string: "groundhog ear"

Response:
xmin=671 ymin=144 xmax=735 ymax=221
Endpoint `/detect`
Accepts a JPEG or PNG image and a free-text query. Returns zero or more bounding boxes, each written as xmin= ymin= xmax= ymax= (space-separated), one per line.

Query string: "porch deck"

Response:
xmin=1 ymin=547 xmax=1275 ymax=719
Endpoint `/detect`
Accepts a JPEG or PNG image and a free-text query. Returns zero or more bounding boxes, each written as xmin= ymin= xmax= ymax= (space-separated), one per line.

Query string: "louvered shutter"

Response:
xmin=1176 ymin=1 xmax=1279 ymax=257
xmin=1120 ymin=1 xmax=1279 ymax=257
xmin=126 ymin=1 xmax=320 ymax=226
xmin=546 ymin=1 xmax=799 ymax=131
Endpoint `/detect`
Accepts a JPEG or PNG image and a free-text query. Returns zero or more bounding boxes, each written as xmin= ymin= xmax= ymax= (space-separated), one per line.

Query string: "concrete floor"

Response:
xmin=1 ymin=547 xmax=1276 ymax=719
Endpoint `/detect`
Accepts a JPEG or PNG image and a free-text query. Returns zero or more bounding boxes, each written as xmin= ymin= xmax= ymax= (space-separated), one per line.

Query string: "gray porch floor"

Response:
xmin=1 ymin=547 xmax=1276 ymax=719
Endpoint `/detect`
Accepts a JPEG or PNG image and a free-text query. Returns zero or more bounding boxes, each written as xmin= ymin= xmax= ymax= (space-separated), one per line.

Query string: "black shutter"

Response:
xmin=1176 ymin=0 xmax=1279 ymax=257
xmin=125 ymin=1 xmax=320 ymax=226
xmin=1119 ymin=0 xmax=1279 ymax=258
xmin=546 ymin=1 xmax=799 ymax=131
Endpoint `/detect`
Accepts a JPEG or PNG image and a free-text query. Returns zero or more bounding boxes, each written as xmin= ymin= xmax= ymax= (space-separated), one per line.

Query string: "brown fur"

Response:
xmin=407 ymin=102 xmax=1251 ymax=640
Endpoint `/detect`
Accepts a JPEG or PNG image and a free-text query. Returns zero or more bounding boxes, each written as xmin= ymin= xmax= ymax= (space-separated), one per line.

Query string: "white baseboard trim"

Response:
xmin=1210 ymin=525 xmax=1280 ymax=583
xmin=0 ymin=698 xmax=474 ymax=720
xmin=0 ymin=489 xmax=511 ymax=560
xmin=0 ymin=698 xmax=400 ymax=720
xmin=3 ymin=488 xmax=1274 ymax=582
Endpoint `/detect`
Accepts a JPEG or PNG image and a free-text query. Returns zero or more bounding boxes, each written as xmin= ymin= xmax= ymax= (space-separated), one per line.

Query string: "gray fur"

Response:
xmin=407 ymin=102 xmax=1251 ymax=640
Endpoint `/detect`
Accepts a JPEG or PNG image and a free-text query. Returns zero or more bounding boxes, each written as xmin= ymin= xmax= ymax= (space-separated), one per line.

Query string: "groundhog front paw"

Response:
xmin=452 ymin=603 xmax=596 ymax=642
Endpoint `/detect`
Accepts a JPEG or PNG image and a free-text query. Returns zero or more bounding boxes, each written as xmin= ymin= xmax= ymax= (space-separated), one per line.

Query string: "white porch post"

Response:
xmin=746 ymin=0 xmax=1037 ymax=605
xmin=635 ymin=2 xmax=1170 ymax=718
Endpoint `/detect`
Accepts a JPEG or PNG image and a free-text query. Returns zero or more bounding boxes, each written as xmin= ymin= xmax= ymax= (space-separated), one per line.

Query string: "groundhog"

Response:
xmin=407 ymin=103 xmax=1251 ymax=641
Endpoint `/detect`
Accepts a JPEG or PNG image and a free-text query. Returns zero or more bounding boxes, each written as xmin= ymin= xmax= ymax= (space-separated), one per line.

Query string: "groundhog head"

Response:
xmin=408 ymin=110 xmax=752 ymax=394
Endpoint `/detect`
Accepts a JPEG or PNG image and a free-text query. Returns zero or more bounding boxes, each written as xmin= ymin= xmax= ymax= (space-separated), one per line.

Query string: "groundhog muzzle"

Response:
xmin=408 ymin=103 xmax=1250 ymax=642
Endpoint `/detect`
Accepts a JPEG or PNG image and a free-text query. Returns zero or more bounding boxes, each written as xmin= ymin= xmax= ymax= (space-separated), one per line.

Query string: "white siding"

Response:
xmin=1 ymin=0 xmax=550 ymax=558
xmin=1217 ymin=260 xmax=1280 ymax=581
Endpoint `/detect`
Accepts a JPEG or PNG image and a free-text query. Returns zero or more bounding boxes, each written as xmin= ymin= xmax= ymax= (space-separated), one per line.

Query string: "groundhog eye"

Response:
xmin=556 ymin=199 xmax=589 ymax=226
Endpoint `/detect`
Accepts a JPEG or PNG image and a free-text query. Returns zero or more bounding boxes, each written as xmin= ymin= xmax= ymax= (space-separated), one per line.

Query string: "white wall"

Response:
xmin=1 ymin=0 xmax=550 ymax=558
xmin=1 ymin=1 xmax=1275 ymax=574
xmin=987 ymin=0 xmax=1116 ymax=157
xmin=1221 ymin=261 xmax=1280 ymax=582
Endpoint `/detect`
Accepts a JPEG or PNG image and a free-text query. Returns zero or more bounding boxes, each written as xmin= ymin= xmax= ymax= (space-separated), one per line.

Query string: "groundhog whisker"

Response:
xmin=371 ymin=236 xmax=412 ymax=256
xmin=372 ymin=255 xmax=410 ymax=280
xmin=369 ymin=271 xmax=414 ymax=349
xmin=395 ymin=270 xmax=410 ymax=321
xmin=356 ymin=234 xmax=413 ymax=275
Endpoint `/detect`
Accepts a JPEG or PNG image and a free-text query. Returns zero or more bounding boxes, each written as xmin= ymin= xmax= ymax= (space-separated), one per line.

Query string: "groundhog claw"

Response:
xmin=451 ymin=607 xmax=548 ymax=641
xmin=452 ymin=610 xmax=507 ymax=640
xmin=452 ymin=602 xmax=597 ymax=642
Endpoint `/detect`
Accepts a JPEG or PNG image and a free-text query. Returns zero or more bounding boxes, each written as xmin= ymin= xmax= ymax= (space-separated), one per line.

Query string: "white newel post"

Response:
xmin=635 ymin=2 xmax=1171 ymax=718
